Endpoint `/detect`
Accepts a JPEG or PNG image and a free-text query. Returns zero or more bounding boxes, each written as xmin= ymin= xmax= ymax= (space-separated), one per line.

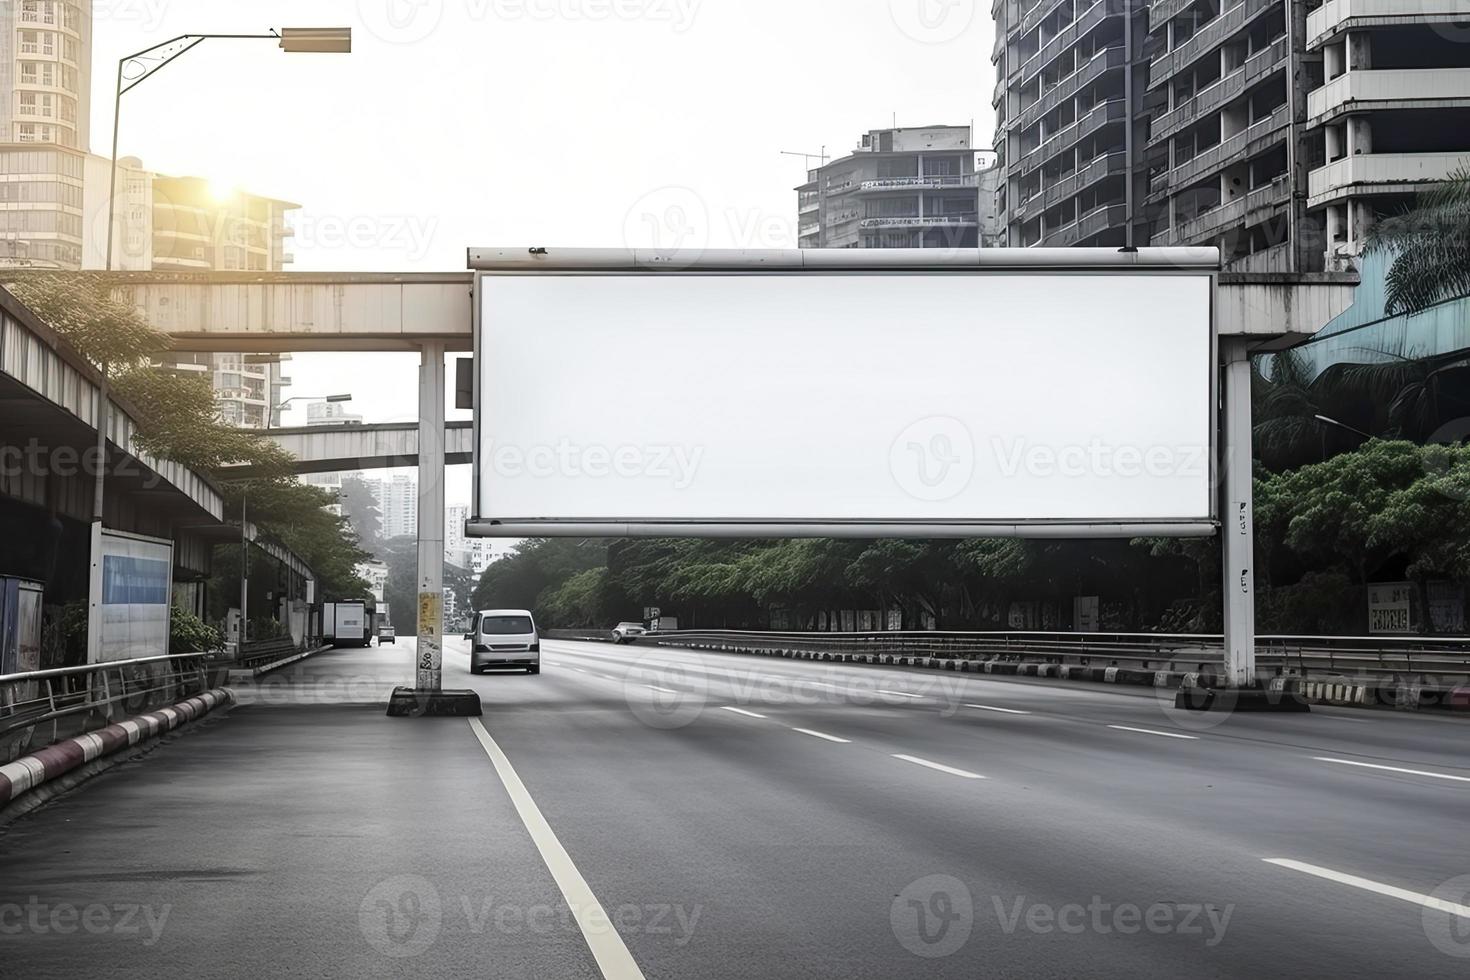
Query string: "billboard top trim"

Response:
xmin=467 ymin=246 xmax=1221 ymax=273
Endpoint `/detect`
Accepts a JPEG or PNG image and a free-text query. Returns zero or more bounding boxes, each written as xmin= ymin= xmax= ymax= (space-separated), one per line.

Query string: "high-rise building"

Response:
xmin=0 ymin=0 xmax=92 ymax=269
xmin=374 ymin=475 xmax=419 ymax=542
xmin=795 ymin=125 xmax=1000 ymax=249
xmin=991 ymin=0 xmax=1147 ymax=249
xmin=446 ymin=505 xmax=496 ymax=577
xmin=301 ymin=400 xmax=366 ymax=517
xmin=993 ymin=0 xmax=1470 ymax=271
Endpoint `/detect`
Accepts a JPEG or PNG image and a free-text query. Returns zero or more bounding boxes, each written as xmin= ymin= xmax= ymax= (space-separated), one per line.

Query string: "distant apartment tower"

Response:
xmin=446 ymin=505 xmax=496 ymax=577
xmin=991 ymin=0 xmax=1147 ymax=248
xmin=301 ymin=400 xmax=365 ymax=516
xmin=795 ymin=125 xmax=1000 ymax=249
xmin=375 ymin=475 xmax=419 ymax=542
xmin=0 ymin=0 xmax=91 ymax=269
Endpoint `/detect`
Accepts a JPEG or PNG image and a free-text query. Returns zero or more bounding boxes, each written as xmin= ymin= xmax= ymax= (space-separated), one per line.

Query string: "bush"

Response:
xmin=171 ymin=606 xmax=223 ymax=655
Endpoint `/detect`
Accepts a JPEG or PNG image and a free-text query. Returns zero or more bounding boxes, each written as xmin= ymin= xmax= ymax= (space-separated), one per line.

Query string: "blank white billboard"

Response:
xmin=472 ymin=257 xmax=1214 ymax=538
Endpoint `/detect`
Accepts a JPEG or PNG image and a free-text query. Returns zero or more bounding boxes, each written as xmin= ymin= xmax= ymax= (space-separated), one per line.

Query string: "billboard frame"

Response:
xmin=467 ymin=247 xmax=1219 ymax=540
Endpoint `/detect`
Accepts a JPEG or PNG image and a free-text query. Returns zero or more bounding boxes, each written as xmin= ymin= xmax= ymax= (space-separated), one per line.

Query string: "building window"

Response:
xmin=20 ymin=31 xmax=38 ymax=54
xmin=17 ymin=124 xmax=36 ymax=142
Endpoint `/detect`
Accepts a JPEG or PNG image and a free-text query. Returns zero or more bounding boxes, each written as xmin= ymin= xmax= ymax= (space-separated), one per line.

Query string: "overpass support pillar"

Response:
xmin=1220 ymin=338 xmax=1256 ymax=687
xmin=388 ymin=342 xmax=481 ymax=717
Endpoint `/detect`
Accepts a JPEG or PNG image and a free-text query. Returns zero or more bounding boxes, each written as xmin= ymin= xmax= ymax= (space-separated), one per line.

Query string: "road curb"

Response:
xmin=0 ymin=689 xmax=233 ymax=811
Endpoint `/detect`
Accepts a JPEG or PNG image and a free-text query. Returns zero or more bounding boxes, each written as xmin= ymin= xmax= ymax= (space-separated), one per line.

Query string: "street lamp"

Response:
xmin=271 ymin=393 xmax=353 ymax=430
xmin=104 ymin=27 xmax=352 ymax=271
xmin=1314 ymin=415 xmax=1373 ymax=439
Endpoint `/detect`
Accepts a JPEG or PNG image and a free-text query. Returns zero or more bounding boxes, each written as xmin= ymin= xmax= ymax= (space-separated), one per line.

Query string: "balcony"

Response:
xmin=1148 ymin=0 xmax=1278 ymax=90
xmin=1018 ymin=99 xmax=1128 ymax=176
xmin=1042 ymin=149 xmax=1128 ymax=209
xmin=798 ymin=221 xmax=821 ymax=238
xmin=1308 ymin=152 xmax=1470 ymax=209
xmin=1159 ymin=174 xmax=1291 ymax=244
xmin=1012 ymin=0 xmax=1115 ymax=87
xmin=1157 ymin=103 xmax=1289 ymax=196
xmin=1307 ymin=67 xmax=1470 ymax=124
xmin=1148 ymin=37 xmax=1287 ymax=145
xmin=857 ymin=174 xmax=980 ymax=193
xmin=1014 ymin=46 xmax=1127 ymax=136
xmin=1308 ymin=0 xmax=1470 ymax=49
xmin=1041 ymin=202 xmax=1128 ymax=246
xmin=859 ymin=215 xmax=979 ymax=230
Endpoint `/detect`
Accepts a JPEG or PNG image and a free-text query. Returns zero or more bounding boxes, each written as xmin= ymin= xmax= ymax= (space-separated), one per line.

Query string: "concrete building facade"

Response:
xmin=993 ymin=0 xmax=1470 ymax=270
xmin=795 ymin=125 xmax=999 ymax=249
xmin=991 ymin=0 xmax=1147 ymax=248
xmin=374 ymin=474 xmax=418 ymax=543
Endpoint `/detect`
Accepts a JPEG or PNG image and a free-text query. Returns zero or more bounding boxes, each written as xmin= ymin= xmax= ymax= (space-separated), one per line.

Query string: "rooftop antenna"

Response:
xmin=779 ymin=147 xmax=829 ymax=172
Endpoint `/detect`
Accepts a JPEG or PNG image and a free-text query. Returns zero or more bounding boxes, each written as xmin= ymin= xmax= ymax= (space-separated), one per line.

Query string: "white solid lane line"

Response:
xmin=892 ymin=755 xmax=986 ymax=780
xmin=1264 ymin=859 xmax=1470 ymax=919
xmin=791 ymin=728 xmax=851 ymax=743
xmin=469 ymin=720 xmax=647 ymax=980
xmin=1108 ymin=725 xmax=1199 ymax=740
xmin=721 ymin=706 xmax=767 ymax=719
xmin=878 ymin=689 xmax=926 ymax=699
xmin=966 ymin=704 xmax=1031 ymax=715
xmin=646 ymin=685 xmax=677 ymax=694
xmin=1312 ymin=757 xmax=1470 ymax=783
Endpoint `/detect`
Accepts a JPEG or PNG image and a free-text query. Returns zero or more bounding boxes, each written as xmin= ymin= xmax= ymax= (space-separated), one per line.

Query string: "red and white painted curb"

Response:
xmin=0 ymin=689 xmax=232 ymax=808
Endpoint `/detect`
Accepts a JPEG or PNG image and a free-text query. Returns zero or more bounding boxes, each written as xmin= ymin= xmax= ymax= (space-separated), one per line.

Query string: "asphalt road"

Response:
xmin=2 ymin=636 xmax=1470 ymax=978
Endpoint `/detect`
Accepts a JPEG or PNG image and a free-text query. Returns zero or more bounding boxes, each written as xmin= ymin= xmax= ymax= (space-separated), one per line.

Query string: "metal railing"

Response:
xmin=0 ymin=653 xmax=212 ymax=764
xmin=552 ymin=629 xmax=1470 ymax=689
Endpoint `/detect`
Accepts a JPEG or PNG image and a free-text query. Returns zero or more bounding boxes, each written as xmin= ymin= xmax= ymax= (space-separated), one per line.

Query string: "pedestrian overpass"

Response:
xmin=222 ymin=421 xmax=475 ymax=478
xmin=75 ymin=252 xmax=1362 ymax=709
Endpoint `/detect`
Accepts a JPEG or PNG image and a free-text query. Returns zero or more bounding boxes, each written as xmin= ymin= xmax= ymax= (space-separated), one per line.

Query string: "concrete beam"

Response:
xmin=221 ymin=421 xmax=473 ymax=477
xmin=1217 ymin=271 xmax=1362 ymax=350
xmin=93 ymin=272 xmax=473 ymax=352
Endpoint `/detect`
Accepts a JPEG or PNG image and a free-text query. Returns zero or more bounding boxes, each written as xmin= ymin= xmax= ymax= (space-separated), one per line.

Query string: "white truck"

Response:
xmin=323 ymin=601 xmax=370 ymax=648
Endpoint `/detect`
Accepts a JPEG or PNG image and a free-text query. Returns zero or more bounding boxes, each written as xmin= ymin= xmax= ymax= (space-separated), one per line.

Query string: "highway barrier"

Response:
xmin=543 ymin=628 xmax=1470 ymax=710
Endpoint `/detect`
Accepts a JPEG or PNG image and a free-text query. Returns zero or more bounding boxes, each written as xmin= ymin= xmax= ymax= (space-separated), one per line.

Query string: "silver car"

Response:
xmin=470 ymin=609 xmax=541 ymax=674
xmin=611 ymin=621 xmax=647 ymax=644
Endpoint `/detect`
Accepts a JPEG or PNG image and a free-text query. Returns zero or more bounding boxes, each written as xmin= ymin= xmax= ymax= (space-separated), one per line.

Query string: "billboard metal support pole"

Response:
xmin=1220 ymin=338 xmax=1257 ymax=687
xmin=417 ymin=341 xmax=446 ymax=692
xmin=389 ymin=344 xmax=480 ymax=717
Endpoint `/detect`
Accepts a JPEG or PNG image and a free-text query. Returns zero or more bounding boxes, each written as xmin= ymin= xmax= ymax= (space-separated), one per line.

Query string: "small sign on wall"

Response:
xmin=1368 ymin=582 xmax=1413 ymax=635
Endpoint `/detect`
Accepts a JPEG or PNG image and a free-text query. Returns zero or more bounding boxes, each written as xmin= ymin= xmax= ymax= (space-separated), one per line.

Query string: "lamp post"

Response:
xmin=104 ymin=27 xmax=351 ymax=271
xmin=88 ymin=27 xmax=348 ymax=663
xmin=270 ymin=393 xmax=352 ymax=431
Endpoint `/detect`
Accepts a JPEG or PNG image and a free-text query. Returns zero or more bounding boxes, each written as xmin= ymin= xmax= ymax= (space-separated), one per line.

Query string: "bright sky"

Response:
xmin=92 ymin=0 xmax=996 ymax=505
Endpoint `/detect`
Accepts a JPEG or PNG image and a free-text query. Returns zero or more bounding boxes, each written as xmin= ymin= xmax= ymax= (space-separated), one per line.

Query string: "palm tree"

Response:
xmin=1368 ymin=166 xmax=1470 ymax=315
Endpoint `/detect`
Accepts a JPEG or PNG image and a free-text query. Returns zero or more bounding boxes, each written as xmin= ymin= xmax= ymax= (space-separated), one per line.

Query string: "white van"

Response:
xmin=469 ymin=609 xmax=541 ymax=674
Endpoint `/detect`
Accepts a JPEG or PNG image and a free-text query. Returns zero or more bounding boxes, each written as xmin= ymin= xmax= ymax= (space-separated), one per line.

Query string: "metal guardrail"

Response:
xmin=547 ymin=629 xmax=1470 ymax=689
xmin=0 ymin=653 xmax=212 ymax=764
